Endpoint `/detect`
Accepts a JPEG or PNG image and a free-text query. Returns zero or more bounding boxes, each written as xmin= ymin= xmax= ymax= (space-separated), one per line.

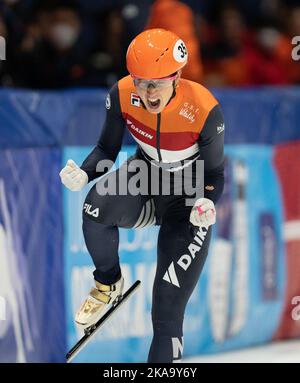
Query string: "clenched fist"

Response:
xmin=190 ymin=198 xmax=216 ymax=228
xmin=59 ymin=159 xmax=88 ymax=191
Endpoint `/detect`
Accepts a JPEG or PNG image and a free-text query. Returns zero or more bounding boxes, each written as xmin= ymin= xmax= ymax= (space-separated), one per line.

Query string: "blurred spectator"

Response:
xmin=88 ymin=6 xmax=125 ymax=87
xmin=146 ymin=0 xmax=203 ymax=83
xmin=102 ymin=1 xmax=153 ymax=80
xmin=274 ymin=6 xmax=300 ymax=84
xmin=202 ymin=5 xmax=290 ymax=86
xmin=120 ymin=1 xmax=153 ymax=56
xmin=0 ymin=0 xmax=299 ymax=88
xmin=202 ymin=6 xmax=252 ymax=86
xmin=246 ymin=26 xmax=289 ymax=85
xmin=7 ymin=0 xmax=128 ymax=88
xmin=9 ymin=1 xmax=89 ymax=88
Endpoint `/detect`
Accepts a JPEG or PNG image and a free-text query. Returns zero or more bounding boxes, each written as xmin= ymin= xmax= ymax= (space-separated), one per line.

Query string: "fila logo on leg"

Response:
xmin=131 ymin=93 xmax=140 ymax=107
xmin=83 ymin=203 xmax=99 ymax=218
xmin=163 ymin=262 xmax=180 ymax=288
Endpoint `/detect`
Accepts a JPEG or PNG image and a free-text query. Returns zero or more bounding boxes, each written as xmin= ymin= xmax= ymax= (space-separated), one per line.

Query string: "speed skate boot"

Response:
xmin=75 ymin=276 xmax=124 ymax=331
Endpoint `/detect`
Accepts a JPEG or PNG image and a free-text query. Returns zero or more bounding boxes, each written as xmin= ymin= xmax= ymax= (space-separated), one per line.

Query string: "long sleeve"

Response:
xmin=80 ymin=83 xmax=126 ymax=182
xmin=197 ymin=104 xmax=225 ymax=204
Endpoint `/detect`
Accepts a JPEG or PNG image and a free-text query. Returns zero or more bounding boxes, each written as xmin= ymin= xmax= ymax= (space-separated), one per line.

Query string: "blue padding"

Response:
xmin=1 ymin=86 xmax=300 ymax=148
xmin=0 ymin=148 xmax=65 ymax=362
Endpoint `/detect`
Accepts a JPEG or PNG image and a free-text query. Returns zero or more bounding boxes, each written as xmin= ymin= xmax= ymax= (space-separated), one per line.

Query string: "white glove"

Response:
xmin=190 ymin=197 xmax=216 ymax=228
xmin=59 ymin=159 xmax=88 ymax=191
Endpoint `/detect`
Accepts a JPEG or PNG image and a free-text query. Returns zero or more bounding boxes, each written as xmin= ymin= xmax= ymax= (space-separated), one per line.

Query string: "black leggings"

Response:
xmin=82 ymin=159 xmax=211 ymax=363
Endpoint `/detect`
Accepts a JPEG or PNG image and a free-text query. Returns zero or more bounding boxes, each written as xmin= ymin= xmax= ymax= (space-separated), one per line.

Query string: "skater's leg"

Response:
xmin=82 ymin=169 xmax=152 ymax=284
xmin=77 ymin=161 xmax=153 ymax=328
xmin=148 ymin=215 xmax=211 ymax=363
xmin=82 ymin=215 xmax=121 ymax=285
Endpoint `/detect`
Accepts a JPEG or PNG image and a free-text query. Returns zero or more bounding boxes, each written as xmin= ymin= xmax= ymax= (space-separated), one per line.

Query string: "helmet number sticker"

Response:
xmin=173 ymin=40 xmax=188 ymax=63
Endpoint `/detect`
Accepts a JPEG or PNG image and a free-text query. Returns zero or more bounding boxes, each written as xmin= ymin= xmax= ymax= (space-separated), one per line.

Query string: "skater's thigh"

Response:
xmin=83 ymin=165 xmax=152 ymax=228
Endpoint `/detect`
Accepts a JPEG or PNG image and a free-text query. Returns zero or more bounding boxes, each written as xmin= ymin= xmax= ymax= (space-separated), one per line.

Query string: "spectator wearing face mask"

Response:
xmin=10 ymin=0 xmax=94 ymax=88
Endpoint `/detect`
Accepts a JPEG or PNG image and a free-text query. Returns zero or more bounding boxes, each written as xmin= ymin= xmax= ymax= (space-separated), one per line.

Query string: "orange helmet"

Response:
xmin=126 ymin=28 xmax=188 ymax=79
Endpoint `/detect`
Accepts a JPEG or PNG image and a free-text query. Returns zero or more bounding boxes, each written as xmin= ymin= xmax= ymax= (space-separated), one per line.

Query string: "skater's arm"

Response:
xmin=80 ymin=83 xmax=126 ymax=182
xmin=198 ymin=104 xmax=225 ymax=204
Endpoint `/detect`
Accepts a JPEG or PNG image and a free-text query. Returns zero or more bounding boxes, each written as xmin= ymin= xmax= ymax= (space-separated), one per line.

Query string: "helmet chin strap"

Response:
xmin=166 ymin=81 xmax=177 ymax=106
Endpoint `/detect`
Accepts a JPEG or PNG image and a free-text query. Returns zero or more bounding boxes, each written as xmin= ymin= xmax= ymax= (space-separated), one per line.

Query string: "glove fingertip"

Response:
xmin=67 ymin=159 xmax=77 ymax=168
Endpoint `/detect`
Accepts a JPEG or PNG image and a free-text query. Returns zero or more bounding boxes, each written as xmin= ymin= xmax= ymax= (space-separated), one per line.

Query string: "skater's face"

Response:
xmin=133 ymin=71 xmax=181 ymax=114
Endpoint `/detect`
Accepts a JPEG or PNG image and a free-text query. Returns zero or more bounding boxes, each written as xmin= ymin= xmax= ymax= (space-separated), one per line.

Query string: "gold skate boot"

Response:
xmin=75 ymin=276 xmax=124 ymax=330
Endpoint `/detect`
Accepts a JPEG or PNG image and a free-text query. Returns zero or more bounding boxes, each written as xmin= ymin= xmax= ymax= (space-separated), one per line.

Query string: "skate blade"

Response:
xmin=66 ymin=280 xmax=141 ymax=363
xmin=83 ymin=295 xmax=121 ymax=335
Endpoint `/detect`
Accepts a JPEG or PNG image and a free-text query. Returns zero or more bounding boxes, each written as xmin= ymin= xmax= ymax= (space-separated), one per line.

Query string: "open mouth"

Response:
xmin=147 ymin=97 xmax=161 ymax=110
